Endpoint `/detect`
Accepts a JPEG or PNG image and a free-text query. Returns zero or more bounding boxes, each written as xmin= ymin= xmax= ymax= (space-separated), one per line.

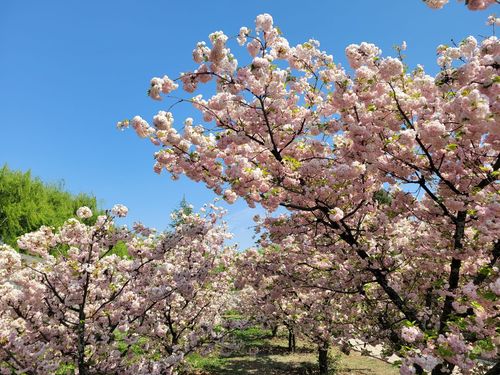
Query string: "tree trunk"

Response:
xmin=431 ymin=365 xmax=455 ymax=375
xmin=433 ymin=361 xmax=458 ymax=375
xmin=77 ymin=304 xmax=88 ymax=375
xmin=271 ymin=324 xmax=278 ymax=338
xmin=287 ymin=328 xmax=296 ymax=353
xmin=77 ymin=319 xmax=88 ymax=375
xmin=318 ymin=345 xmax=329 ymax=375
xmin=485 ymin=361 xmax=500 ymax=375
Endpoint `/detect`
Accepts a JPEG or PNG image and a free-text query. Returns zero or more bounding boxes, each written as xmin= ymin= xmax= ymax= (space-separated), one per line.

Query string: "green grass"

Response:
xmin=186 ymin=327 xmax=399 ymax=375
xmin=231 ymin=326 xmax=272 ymax=346
xmin=185 ymin=353 xmax=229 ymax=372
xmin=55 ymin=363 xmax=75 ymax=375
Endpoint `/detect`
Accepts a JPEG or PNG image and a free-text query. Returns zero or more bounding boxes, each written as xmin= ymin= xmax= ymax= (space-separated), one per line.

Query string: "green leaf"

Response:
xmin=470 ymin=300 xmax=484 ymax=311
xmin=283 ymin=155 xmax=301 ymax=171
xmin=478 ymin=265 xmax=493 ymax=278
xmin=436 ymin=345 xmax=454 ymax=357
xmin=475 ymin=338 xmax=494 ymax=352
xmin=480 ymin=291 xmax=497 ymax=301
xmin=424 ymin=329 xmax=438 ymax=340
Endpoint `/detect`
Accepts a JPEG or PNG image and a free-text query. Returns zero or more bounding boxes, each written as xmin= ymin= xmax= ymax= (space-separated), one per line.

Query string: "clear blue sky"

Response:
xmin=0 ymin=0 xmax=495 ymax=249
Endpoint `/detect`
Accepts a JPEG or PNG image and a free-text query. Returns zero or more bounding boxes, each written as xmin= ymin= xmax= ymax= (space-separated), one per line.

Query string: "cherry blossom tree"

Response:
xmin=423 ymin=0 xmax=498 ymax=10
xmin=236 ymin=244 xmax=358 ymax=375
xmin=122 ymin=203 xmax=235 ymax=374
xmin=0 ymin=204 xmax=235 ymax=374
xmin=125 ymin=12 xmax=499 ymax=374
xmin=235 ymin=249 xmax=300 ymax=354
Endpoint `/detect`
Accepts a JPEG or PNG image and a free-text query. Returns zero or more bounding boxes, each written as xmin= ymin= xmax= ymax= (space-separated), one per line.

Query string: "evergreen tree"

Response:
xmin=169 ymin=196 xmax=194 ymax=228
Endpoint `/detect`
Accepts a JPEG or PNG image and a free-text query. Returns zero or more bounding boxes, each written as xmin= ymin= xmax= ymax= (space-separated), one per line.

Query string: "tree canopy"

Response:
xmin=0 ymin=165 xmax=101 ymax=247
xmin=124 ymin=10 xmax=499 ymax=375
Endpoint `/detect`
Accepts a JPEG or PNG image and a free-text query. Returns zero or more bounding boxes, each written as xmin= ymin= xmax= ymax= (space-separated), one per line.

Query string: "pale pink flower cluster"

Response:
xmin=491 ymin=277 xmax=500 ymax=295
xmin=328 ymin=207 xmax=344 ymax=221
xmin=487 ymin=14 xmax=500 ymax=26
xmin=400 ymin=353 xmax=442 ymax=373
xmin=192 ymin=41 xmax=210 ymax=63
xmin=417 ymin=120 xmax=447 ymax=143
xmin=223 ymin=189 xmax=238 ymax=204
xmin=401 ymin=326 xmax=423 ymax=343
xmin=399 ymin=363 xmax=416 ymax=375
xmin=378 ymin=57 xmax=404 ymax=80
xmin=412 ymin=354 xmax=441 ymax=371
xmin=116 ymin=119 xmax=129 ymax=130
xmin=208 ymin=31 xmax=229 ymax=65
xmin=237 ymin=27 xmax=250 ymax=46
xmin=0 ymin=244 xmax=21 ymax=280
xmin=424 ymin=0 xmax=449 ymax=9
xmin=255 ymin=13 xmax=273 ymax=33
xmin=247 ymin=38 xmax=261 ymax=57
xmin=464 ymin=0 xmax=497 ymax=10
xmin=425 ymin=0 xmax=496 ymax=9
xmin=148 ymin=75 xmax=179 ymax=100
xmin=436 ymin=36 xmax=482 ymax=68
xmin=131 ymin=115 xmax=154 ymax=138
xmin=76 ymin=205 xmax=93 ymax=219
xmin=59 ymin=218 xmax=92 ymax=246
xmin=435 ymin=333 xmax=476 ymax=369
xmin=17 ymin=226 xmax=56 ymax=257
xmin=111 ymin=204 xmax=128 ymax=217
xmin=153 ymin=110 xmax=174 ymax=130
xmin=345 ymin=42 xmax=381 ymax=69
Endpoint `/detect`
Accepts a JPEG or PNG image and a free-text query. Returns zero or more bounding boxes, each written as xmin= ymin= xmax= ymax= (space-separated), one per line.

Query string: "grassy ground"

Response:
xmin=185 ymin=327 xmax=399 ymax=375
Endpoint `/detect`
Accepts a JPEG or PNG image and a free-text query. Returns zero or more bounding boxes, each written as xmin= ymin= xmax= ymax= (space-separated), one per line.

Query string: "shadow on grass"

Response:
xmin=187 ymin=327 xmax=399 ymax=375
xmin=189 ymin=350 xmax=393 ymax=375
xmin=212 ymin=354 xmax=315 ymax=375
xmin=338 ymin=368 xmax=381 ymax=375
xmin=222 ymin=344 xmax=315 ymax=358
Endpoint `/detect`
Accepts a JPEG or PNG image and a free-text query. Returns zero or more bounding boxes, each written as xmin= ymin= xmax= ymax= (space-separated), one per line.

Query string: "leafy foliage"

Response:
xmin=0 ymin=165 xmax=101 ymax=247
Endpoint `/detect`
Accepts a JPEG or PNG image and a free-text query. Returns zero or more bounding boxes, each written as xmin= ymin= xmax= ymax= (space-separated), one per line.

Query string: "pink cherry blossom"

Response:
xmin=76 ymin=206 xmax=93 ymax=219
xmin=111 ymin=203 xmax=128 ymax=217
xmin=328 ymin=207 xmax=344 ymax=222
xmin=424 ymin=0 xmax=497 ymax=10
xmin=255 ymin=13 xmax=273 ymax=33
xmin=424 ymin=0 xmax=449 ymax=9
xmin=401 ymin=326 xmax=423 ymax=343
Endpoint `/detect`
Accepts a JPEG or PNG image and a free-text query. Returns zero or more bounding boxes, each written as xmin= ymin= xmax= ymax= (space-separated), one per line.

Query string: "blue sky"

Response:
xmin=0 ymin=0 xmax=495 ymax=249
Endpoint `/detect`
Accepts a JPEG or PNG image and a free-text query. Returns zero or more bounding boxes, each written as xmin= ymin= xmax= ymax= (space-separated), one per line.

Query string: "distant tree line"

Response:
xmin=0 ymin=165 xmax=101 ymax=247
